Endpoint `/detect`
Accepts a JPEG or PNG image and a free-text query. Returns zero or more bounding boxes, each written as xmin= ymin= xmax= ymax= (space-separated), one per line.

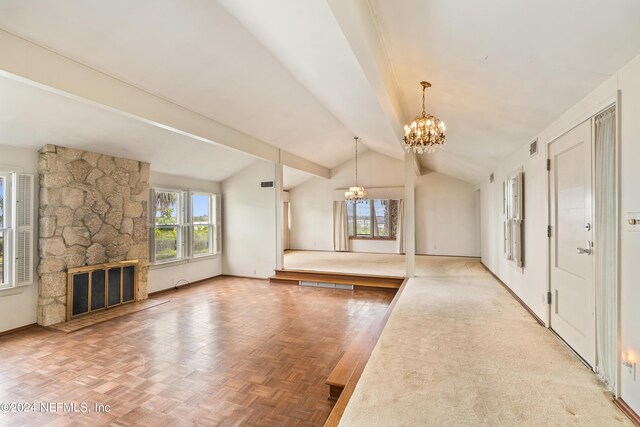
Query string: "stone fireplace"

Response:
xmin=37 ymin=145 xmax=149 ymax=326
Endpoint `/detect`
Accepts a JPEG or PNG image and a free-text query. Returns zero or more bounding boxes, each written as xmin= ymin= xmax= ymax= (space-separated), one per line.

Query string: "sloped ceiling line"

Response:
xmin=364 ymin=0 xmax=408 ymax=125
xmin=0 ymin=29 xmax=330 ymax=179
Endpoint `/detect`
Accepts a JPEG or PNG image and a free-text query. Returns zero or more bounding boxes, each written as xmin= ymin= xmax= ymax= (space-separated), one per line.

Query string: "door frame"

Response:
xmin=544 ymin=91 xmax=621 ymax=396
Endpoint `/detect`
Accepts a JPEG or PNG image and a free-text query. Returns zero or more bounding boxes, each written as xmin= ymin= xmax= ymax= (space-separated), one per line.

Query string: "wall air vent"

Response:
xmin=529 ymin=139 xmax=538 ymax=157
xmin=489 ymin=172 xmax=495 ymax=183
xmin=260 ymin=181 xmax=274 ymax=188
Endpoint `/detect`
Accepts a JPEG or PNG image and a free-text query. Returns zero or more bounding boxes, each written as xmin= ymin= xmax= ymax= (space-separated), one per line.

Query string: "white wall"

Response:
xmin=416 ymin=172 xmax=480 ymax=257
xmin=480 ymin=53 xmax=640 ymax=414
xmin=147 ymin=171 xmax=222 ymax=294
xmin=0 ymin=154 xmax=227 ymax=332
xmin=222 ymin=159 xmax=277 ymax=278
xmin=0 ymin=144 xmax=39 ymax=333
xmin=289 ymin=150 xmax=480 ymax=256
xmin=289 ymin=176 xmax=334 ymax=251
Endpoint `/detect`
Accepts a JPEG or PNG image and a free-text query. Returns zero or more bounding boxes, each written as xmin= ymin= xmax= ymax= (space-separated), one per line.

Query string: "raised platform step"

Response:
xmin=323 ymin=278 xmax=407 ymax=426
xmin=326 ymin=327 xmax=373 ymax=400
xmin=270 ymin=269 xmax=404 ymax=289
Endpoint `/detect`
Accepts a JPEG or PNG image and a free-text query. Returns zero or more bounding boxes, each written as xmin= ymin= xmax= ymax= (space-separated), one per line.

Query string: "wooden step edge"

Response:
xmin=272 ymin=280 xmax=401 ymax=289
xmin=323 ymin=278 xmax=409 ymax=427
xmin=274 ymin=278 xmax=402 ymax=288
xmin=326 ymin=359 xmax=360 ymax=387
xmin=325 ymin=324 xmax=386 ymax=395
xmin=268 ymin=277 xmax=299 ymax=286
xmin=274 ymin=271 xmax=403 ymax=283
xmin=328 ymin=385 xmax=343 ymax=401
xmin=326 ymin=359 xmax=360 ymax=400
xmin=270 ymin=275 xmax=400 ymax=290
xmin=272 ymin=274 xmax=402 ymax=288
xmin=274 ymin=268 xmax=404 ymax=281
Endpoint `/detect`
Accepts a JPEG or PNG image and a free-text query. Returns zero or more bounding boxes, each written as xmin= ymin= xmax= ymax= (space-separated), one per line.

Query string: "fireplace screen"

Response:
xmin=67 ymin=260 xmax=138 ymax=320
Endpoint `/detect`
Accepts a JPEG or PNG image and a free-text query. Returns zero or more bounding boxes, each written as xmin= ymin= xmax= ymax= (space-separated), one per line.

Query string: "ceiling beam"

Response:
xmin=328 ymin=0 xmax=407 ymax=140
xmin=0 ymin=30 xmax=330 ymax=179
xmin=280 ymin=151 xmax=330 ymax=179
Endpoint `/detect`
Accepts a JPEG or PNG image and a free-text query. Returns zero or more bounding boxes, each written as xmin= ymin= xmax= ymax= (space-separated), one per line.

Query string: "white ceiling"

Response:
xmin=0 ymin=0 xmax=381 ymax=169
xmin=283 ymin=166 xmax=314 ymax=191
xmin=216 ymin=0 xmax=403 ymax=161
xmin=370 ymin=0 xmax=640 ymax=174
xmin=1 ymin=0 xmax=640 ymax=186
xmin=0 ymin=76 xmax=255 ymax=181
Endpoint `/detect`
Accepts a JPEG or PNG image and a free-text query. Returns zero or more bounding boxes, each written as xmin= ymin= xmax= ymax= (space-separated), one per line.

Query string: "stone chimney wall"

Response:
xmin=37 ymin=145 xmax=149 ymax=326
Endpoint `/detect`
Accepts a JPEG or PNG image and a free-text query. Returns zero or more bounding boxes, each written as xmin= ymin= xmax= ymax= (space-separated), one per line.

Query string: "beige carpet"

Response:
xmin=284 ymin=250 xmax=481 ymax=277
xmin=334 ymin=256 xmax=630 ymax=426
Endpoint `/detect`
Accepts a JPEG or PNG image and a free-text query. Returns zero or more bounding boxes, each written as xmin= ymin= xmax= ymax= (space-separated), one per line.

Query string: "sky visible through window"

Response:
xmin=347 ymin=199 xmax=396 ymax=238
xmin=192 ymin=194 xmax=209 ymax=223
xmin=355 ymin=200 xmax=370 ymax=218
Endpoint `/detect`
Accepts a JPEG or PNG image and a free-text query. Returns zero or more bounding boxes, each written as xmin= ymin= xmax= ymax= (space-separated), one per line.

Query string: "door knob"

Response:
xmin=577 ymin=247 xmax=591 ymax=255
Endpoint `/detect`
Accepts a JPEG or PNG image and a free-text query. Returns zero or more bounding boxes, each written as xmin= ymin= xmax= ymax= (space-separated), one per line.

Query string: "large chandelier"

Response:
xmin=403 ymin=81 xmax=446 ymax=154
xmin=345 ymin=137 xmax=367 ymax=201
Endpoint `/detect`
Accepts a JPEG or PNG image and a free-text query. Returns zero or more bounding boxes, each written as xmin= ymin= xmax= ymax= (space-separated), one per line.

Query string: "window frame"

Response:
xmin=0 ymin=172 xmax=12 ymax=289
xmin=150 ymin=188 xmax=220 ymax=265
xmin=347 ymin=199 xmax=398 ymax=241
xmin=151 ymin=188 xmax=184 ymax=264
xmin=0 ymin=171 xmax=34 ymax=290
xmin=190 ymin=192 xmax=215 ymax=258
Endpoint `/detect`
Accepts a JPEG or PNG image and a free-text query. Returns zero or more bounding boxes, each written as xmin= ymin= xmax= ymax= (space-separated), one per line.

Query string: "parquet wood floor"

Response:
xmin=0 ymin=277 xmax=393 ymax=426
xmin=48 ymin=299 xmax=170 ymax=333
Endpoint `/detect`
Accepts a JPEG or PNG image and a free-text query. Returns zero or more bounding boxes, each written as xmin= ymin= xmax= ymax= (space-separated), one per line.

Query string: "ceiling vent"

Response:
xmin=260 ymin=181 xmax=274 ymax=188
xmin=529 ymin=139 xmax=538 ymax=157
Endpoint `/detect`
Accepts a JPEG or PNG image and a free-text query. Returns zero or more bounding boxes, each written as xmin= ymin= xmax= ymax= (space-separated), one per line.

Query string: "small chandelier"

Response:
xmin=403 ymin=81 xmax=446 ymax=154
xmin=345 ymin=137 xmax=367 ymax=201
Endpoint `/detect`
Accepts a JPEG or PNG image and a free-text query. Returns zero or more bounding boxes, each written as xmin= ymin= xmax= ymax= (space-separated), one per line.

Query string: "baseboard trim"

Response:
xmin=148 ymin=275 xmax=220 ymax=297
xmin=0 ymin=323 xmax=37 ymax=337
xmin=615 ymin=398 xmax=640 ymax=426
xmin=481 ymin=263 xmax=545 ymax=327
xmin=219 ymin=274 xmax=269 ymax=280
xmin=416 ymin=253 xmax=481 ymax=259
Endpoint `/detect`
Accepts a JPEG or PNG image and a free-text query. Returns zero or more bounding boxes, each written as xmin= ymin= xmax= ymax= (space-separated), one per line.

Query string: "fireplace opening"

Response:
xmin=67 ymin=260 xmax=138 ymax=320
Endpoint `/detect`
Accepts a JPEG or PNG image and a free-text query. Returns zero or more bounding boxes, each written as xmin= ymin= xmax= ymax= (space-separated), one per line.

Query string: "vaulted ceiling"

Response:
xmin=1 ymin=0 xmax=640 ymax=185
xmin=0 ymin=76 xmax=255 ymax=181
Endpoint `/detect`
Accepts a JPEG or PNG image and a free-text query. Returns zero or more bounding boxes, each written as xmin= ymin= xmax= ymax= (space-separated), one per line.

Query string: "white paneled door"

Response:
xmin=549 ymin=120 xmax=595 ymax=367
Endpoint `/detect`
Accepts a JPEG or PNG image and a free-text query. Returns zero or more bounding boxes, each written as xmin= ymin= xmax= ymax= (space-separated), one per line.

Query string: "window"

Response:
xmin=192 ymin=193 xmax=213 ymax=257
xmin=355 ymin=199 xmax=371 ymax=237
xmin=373 ymin=200 xmax=392 ymax=238
xmin=150 ymin=189 xmax=220 ymax=264
xmin=346 ymin=199 xmax=399 ymax=239
xmin=0 ymin=173 xmax=7 ymax=286
xmin=0 ymin=172 xmax=34 ymax=289
xmin=503 ymin=171 xmax=524 ymax=268
xmin=153 ymin=189 xmax=182 ymax=262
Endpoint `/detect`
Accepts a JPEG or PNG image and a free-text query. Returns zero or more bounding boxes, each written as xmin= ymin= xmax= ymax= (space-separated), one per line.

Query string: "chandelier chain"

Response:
xmin=344 ymin=136 xmax=367 ymax=201
xmin=355 ymin=137 xmax=358 ymax=186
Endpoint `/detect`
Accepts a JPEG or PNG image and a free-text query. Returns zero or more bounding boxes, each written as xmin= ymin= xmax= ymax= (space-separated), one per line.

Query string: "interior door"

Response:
xmin=549 ymin=119 xmax=595 ymax=367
